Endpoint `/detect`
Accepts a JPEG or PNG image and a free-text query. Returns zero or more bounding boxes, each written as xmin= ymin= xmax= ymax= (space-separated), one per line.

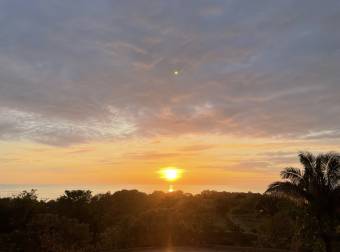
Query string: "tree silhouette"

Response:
xmin=266 ymin=152 xmax=340 ymax=252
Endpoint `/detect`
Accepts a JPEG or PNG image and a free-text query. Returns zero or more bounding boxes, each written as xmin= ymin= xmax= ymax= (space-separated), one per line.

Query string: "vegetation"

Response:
xmin=266 ymin=152 xmax=340 ymax=252
xmin=0 ymin=152 xmax=338 ymax=251
xmin=0 ymin=189 xmax=300 ymax=251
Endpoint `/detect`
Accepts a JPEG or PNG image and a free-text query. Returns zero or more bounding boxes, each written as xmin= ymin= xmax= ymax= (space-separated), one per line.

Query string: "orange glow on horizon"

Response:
xmin=2 ymin=133 xmax=332 ymax=192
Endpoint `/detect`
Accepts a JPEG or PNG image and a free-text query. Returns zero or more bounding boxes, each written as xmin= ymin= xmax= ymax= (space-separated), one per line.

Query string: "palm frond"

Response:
xmin=322 ymin=152 xmax=340 ymax=188
xmin=280 ymin=167 xmax=303 ymax=185
xmin=267 ymin=151 xmax=340 ymax=217
xmin=265 ymin=181 xmax=308 ymax=201
xmin=299 ymin=152 xmax=315 ymax=182
xmin=314 ymin=154 xmax=327 ymax=189
xmin=315 ymin=153 xmax=324 ymax=177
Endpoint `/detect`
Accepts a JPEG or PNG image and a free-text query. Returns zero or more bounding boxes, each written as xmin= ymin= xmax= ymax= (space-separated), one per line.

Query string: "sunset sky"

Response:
xmin=0 ymin=0 xmax=340 ymax=192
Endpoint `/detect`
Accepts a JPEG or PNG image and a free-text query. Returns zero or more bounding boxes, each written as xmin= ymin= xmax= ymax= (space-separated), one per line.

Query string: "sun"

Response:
xmin=159 ymin=167 xmax=182 ymax=182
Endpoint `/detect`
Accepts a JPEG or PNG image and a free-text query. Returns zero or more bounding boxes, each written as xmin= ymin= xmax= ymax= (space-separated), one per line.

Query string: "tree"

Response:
xmin=266 ymin=152 xmax=340 ymax=252
xmin=52 ymin=190 xmax=92 ymax=222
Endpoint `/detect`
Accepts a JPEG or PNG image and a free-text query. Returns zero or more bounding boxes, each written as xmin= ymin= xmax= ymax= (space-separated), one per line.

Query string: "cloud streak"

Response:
xmin=0 ymin=107 xmax=136 ymax=146
xmin=0 ymin=0 xmax=339 ymax=145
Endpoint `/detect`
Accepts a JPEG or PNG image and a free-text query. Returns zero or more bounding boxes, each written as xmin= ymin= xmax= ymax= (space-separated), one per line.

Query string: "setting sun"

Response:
xmin=159 ymin=167 xmax=182 ymax=182
xmin=0 ymin=1 xmax=338 ymax=250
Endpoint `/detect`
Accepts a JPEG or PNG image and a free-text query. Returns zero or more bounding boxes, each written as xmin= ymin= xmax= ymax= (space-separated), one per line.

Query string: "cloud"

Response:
xmin=0 ymin=107 xmax=136 ymax=146
xmin=179 ymin=144 xmax=215 ymax=152
xmin=66 ymin=147 xmax=96 ymax=155
xmin=123 ymin=151 xmax=180 ymax=160
xmin=0 ymin=0 xmax=339 ymax=145
xmin=300 ymin=129 xmax=340 ymax=140
xmin=256 ymin=151 xmax=298 ymax=166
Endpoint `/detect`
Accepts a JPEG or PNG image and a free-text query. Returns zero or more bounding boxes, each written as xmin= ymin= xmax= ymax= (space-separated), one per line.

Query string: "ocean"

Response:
xmin=0 ymin=184 xmax=244 ymax=200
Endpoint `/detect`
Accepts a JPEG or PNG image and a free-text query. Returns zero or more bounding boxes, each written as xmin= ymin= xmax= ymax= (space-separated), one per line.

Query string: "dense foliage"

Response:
xmin=266 ymin=152 xmax=340 ymax=252
xmin=0 ymin=189 xmax=316 ymax=252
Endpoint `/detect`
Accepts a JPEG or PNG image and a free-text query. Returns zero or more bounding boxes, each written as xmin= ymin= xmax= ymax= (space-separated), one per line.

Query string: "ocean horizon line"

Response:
xmin=0 ymin=184 xmax=262 ymax=199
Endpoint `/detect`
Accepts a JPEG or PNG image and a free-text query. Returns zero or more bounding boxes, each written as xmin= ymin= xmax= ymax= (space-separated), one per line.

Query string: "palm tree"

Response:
xmin=266 ymin=152 xmax=340 ymax=252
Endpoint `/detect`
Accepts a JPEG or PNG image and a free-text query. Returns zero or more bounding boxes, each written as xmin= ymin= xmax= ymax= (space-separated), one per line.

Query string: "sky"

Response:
xmin=0 ymin=0 xmax=340 ymax=192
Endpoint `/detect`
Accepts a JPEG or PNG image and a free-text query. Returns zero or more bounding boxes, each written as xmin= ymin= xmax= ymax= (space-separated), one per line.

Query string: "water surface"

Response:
xmin=0 ymin=184 xmax=250 ymax=199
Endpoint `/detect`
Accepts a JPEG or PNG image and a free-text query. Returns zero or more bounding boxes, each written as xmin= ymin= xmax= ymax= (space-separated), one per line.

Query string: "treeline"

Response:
xmin=0 ymin=189 xmax=320 ymax=252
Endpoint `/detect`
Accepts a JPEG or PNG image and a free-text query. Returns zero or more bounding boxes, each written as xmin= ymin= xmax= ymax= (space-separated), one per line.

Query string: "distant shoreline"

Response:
xmin=0 ymin=184 xmax=263 ymax=199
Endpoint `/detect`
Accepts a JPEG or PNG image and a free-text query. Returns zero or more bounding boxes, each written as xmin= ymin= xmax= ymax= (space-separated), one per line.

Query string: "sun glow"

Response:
xmin=159 ymin=167 xmax=182 ymax=182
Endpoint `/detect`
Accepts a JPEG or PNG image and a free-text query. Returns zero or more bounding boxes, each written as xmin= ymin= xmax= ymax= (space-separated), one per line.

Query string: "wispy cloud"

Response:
xmin=0 ymin=108 xmax=136 ymax=146
xmin=0 ymin=0 xmax=339 ymax=145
